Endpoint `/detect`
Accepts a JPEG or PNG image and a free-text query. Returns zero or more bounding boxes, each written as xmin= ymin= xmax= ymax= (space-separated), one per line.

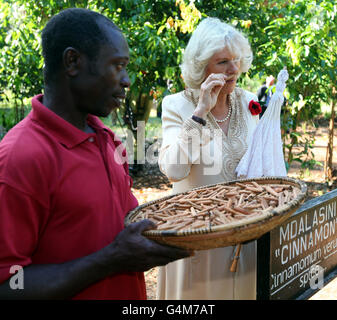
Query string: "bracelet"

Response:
xmin=191 ymin=115 xmax=206 ymax=126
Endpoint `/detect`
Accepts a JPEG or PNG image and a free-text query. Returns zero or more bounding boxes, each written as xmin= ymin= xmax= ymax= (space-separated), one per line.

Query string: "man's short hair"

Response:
xmin=42 ymin=8 xmax=119 ymax=84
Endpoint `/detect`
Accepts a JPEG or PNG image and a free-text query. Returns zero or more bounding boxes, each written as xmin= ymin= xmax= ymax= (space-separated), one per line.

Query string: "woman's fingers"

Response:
xmin=201 ymin=79 xmax=225 ymax=92
xmin=201 ymin=74 xmax=225 ymax=89
xmin=211 ymin=83 xmax=223 ymax=97
xmin=204 ymin=73 xmax=226 ymax=82
xmin=196 ymin=73 xmax=232 ymax=115
xmin=202 ymin=73 xmax=234 ymax=87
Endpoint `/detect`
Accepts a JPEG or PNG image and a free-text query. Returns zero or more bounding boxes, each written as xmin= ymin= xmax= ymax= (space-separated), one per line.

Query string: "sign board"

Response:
xmin=257 ymin=188 xmax=337 ymax=300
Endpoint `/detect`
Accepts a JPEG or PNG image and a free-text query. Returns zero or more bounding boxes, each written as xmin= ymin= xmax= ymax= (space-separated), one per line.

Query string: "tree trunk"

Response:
xmin=126 ymin=93 xmax=153 ymax=175
xmin=324 ymin=87 xmax=336 ymax=182
xmin=285 ymin=109 xmax=302 ymax=167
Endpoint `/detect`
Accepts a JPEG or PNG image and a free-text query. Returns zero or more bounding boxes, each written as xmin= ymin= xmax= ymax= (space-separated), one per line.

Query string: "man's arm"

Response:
xmin=0 ymin=220 xmax=190 ymax=299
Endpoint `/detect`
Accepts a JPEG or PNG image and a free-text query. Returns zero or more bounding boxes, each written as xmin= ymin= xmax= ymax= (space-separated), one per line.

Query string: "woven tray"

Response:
xmin=125 ymin=176 xmax=307 ymax=250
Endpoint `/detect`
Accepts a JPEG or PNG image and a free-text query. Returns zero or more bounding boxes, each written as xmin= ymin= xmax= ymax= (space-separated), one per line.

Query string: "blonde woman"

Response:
xmin=157 ymin=17 xmax=261 ymax=300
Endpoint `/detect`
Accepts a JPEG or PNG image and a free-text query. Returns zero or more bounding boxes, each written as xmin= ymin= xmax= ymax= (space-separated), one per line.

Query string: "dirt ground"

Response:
xmin=130 ymin=119 xmax=337 ymax=300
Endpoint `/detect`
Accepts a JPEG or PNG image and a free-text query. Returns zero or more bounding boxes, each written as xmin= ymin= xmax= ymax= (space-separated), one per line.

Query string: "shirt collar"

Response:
xmin=31 ymin=94 xmax=109 ymax=149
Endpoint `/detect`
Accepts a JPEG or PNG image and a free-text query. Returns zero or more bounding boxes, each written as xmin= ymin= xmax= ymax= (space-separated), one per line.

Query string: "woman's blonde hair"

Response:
xmin=180 ymin=17 xmax=253 ymax=89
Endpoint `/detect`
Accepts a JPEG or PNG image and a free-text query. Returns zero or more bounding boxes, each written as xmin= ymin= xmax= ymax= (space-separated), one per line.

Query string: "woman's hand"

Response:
xmin=193 ymin=73 xmax=229 ymax=119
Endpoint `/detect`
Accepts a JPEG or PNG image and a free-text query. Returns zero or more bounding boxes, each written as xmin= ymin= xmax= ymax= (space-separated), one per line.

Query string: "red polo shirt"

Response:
xmin=0 ymin=94 xmax=146 ymax=299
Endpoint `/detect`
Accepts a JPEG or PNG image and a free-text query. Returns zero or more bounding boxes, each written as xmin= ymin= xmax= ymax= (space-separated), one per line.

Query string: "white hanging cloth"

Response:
xmin=235 ymin=68 xmax=289 ymax=178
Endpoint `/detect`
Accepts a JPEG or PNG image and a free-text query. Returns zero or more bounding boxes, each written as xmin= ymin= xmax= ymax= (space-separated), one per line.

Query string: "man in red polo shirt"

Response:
xmin=0 ymin=8 xmax=190 ymax=299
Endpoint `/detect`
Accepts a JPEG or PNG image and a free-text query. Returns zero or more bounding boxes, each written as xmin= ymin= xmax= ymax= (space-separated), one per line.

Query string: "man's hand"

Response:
xmin=107 ymin=219 xmax=192 ymax=272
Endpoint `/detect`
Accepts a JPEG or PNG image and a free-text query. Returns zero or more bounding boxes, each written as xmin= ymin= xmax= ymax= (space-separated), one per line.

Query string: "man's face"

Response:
xmin=73 ymin=26 xmax=130 ymax=117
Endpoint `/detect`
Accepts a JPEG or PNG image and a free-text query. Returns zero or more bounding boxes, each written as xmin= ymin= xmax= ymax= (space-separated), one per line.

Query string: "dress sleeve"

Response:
xmin=158 ymin=95 xmax=211 ymax=182
xmin=0 ymin=183 xmax=48 ymax=284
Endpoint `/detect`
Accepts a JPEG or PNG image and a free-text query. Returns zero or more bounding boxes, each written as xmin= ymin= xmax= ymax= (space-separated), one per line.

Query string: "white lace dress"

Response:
xmin=157 ymin=87 xmax=259 ymax=300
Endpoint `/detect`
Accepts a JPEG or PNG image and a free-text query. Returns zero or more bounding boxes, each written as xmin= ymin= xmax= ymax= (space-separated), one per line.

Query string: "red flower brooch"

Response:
xmin=248 ymin=100 xmax=262 ymax=115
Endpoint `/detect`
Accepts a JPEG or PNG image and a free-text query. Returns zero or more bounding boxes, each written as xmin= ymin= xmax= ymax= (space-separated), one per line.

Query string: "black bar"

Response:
xmin=257 ymin=232 xmax=271 ymax=300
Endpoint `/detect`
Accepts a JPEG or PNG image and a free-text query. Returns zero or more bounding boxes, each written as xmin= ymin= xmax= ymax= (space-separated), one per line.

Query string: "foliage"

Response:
xmin=103 ymin=0 xmax=206 ymax=138
xmin=256 ymin=0 xmax=337 ymax=169
xmin=0 ymin=0 xmax=200 ymax=135
xmin=0 ymin=108 xmax=17 ymax=139
xmin=107 ymin=0 xmax=200 ymax=130
xmin=0 ymin=0 xmax=337 ymax=172
xmin=0 ymin=0 xmax=43 ymax=131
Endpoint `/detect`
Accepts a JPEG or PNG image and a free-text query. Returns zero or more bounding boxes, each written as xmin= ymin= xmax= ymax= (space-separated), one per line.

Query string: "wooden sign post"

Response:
xmin=257 ymin=188 xmax=337 ymax=300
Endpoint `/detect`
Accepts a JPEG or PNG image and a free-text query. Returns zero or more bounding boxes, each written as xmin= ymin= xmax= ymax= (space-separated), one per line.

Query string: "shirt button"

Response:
xmin=88 ymin=137 xmax=95 ymax=142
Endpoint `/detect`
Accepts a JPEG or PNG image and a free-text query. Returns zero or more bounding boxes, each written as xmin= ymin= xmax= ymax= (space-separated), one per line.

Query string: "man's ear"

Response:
xmin=63 ymin=47 xmax=81 ymax=77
